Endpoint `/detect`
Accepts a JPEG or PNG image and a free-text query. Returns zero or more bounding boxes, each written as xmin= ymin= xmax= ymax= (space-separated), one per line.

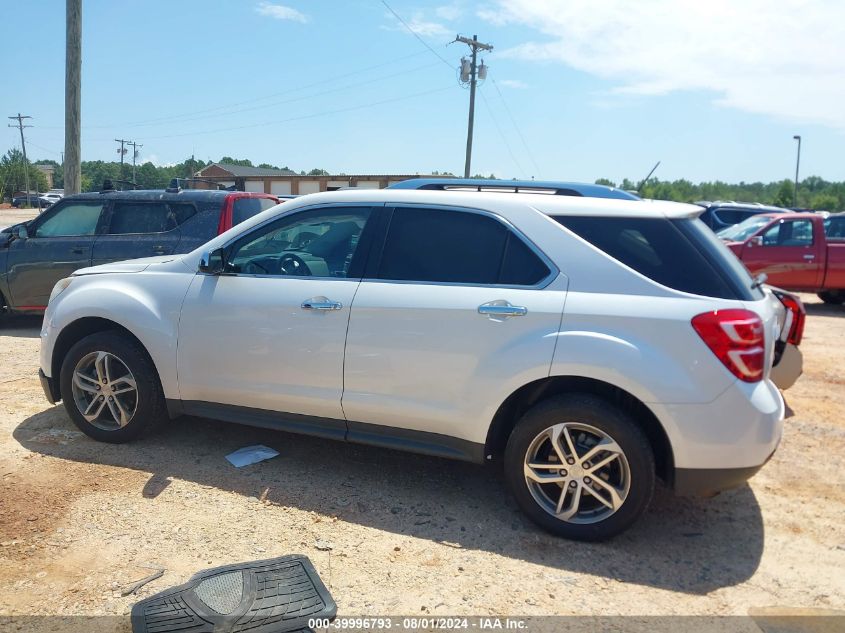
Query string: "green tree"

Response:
xmin=772 ymin=180 xmax=794 ymax=208
xmin=219 ymin=156 xmax=253 ymax=167
xmin=0 ymin=149 xmax=48 ymax=201
xmin=810 ymin=192 xmax=839 ymax=211
xmin=595 ymin=178 xmax=616 ymax=187
xmin=307 ymin=168 xmax=329 ymax=176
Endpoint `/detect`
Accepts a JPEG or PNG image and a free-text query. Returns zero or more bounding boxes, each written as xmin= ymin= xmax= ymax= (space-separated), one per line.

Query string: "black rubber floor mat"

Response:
xmin=131 ymin=555 xmax=336 ymax=633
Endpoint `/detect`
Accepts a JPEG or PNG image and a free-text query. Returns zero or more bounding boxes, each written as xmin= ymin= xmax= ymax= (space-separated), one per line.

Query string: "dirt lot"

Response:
xmin=0 ymin=208 xmax=38 ymax=231
xmin=1 ymin=295 xmax=844 ymax=624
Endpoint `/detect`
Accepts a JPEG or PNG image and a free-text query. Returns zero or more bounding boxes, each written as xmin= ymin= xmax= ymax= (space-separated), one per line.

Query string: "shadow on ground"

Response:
xmin=803 ymin=300 xmax=845 ymax=318
xmin=14 ymin=406 xmax=765 ymax=595
xmin=0 ymin=315 xmax=43 ymax=338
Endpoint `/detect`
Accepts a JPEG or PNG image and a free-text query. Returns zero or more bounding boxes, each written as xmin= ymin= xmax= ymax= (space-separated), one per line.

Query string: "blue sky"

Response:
xmin=2 ymin=0 xmax=843 ymax=183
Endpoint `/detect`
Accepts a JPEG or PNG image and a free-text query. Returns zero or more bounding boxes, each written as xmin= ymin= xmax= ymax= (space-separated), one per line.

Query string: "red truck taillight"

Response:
xmin=776 ymin=293 xmax=806 ymax=345
xmin=692 ymin=309 xmax=765 ymax=383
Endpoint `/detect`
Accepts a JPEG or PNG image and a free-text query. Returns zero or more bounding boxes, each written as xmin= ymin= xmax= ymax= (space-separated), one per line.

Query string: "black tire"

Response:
xmin=817 ymin=290 xmax=845 ymax=305
xmin=59 ymin=330 xmax=166 ymax=443
xmin=504 ymin=393 xmax=655 ymax=541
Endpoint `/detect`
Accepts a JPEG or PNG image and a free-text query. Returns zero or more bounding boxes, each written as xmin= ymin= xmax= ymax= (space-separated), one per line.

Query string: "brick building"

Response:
xmin=194 ymin=163 xmax=433 ymax=195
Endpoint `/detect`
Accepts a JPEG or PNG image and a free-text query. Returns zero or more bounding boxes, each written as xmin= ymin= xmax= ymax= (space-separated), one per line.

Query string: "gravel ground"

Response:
xmin=1 ymin=294 xmax=844 ymax=626
xmin=0 ymin=208 xmax=39 ymax=230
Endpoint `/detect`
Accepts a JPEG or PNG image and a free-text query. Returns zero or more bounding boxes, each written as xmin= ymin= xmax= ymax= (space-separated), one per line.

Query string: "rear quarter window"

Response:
xmin=555 ymin=216 xmax=760 ymax=300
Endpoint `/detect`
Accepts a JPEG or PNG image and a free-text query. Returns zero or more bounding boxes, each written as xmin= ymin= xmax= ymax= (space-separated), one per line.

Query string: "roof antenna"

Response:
xmin=637 ymin=161 xmax=661 ymax=195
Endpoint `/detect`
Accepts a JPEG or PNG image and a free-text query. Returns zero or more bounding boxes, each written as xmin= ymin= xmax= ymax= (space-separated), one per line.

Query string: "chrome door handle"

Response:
xmin=478 ymin=301 xmax=528 ymax=317
xmin=803 ymin=254 xmax=815 ymax=260
xmin=301 ymin=297 xmax=343 ymax=311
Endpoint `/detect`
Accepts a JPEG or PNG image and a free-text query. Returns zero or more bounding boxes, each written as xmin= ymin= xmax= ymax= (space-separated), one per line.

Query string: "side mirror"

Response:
xmin=198 ymin=248 xmax=226 ymax=274
xmin=0 ymin=232 xmax=10 ymax=248
xmin=749 ymin=236 xmax=763 ymax=247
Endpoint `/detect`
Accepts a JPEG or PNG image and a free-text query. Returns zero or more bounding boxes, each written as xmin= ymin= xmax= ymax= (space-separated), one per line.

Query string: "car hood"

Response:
xmin=72 ymin=255 xmax=181 ymax=276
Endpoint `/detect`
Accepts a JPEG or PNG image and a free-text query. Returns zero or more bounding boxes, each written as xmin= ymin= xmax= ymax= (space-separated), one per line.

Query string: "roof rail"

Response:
xmin=166 ymin=177 xmax=237 ymax=193
xmin=387 ymin=178 xmax=640 ymax=201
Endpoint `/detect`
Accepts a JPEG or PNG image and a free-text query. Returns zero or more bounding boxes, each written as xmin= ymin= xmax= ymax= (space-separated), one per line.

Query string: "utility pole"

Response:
xmin=127 ymin=140 xmax=142 ymax=183
xmin=455 ymin=34 xmax=492 ymax=178
xmin=793 ymin=135 xmax=802 ymax=208
xmin=115 ymin=138 xmax=129 ymax=179
xmin=65 ymin=0 xmax=82 ymax=194
xmin=8 ymin=113 xmax=33 ymax=206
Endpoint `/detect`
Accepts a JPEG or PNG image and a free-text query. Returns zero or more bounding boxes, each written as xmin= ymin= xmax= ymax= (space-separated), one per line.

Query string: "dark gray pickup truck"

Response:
xmin=0 ymin=188 xmax=281 ymax=315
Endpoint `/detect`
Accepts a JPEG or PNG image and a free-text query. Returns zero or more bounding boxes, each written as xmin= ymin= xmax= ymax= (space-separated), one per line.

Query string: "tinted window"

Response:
xmin=35 ymin=201 xmax=103 ymax=237
xmin=761 ymin=219 xmax=813 ymax=246
xmin=108 ymin=202 xmax=175 ymax=235
xmin=555 ymin=216 xmax=756 ymax=300
xmin=170 ymin=203 xmax=198 ymax=226
xmin=716 ymin=215 xmax=774 ymax=241
xmin=713 ymin=208 xmax=756 ymax=226
xmin=232 ymin=197 xmax=278 ymax=226
xmin=377 ymin=207 xmax=548 ymax=285
xmin=825 ymin=216 xmax=845 ymax=239
xmin=228 ymin=207 xmax=370 ymax=278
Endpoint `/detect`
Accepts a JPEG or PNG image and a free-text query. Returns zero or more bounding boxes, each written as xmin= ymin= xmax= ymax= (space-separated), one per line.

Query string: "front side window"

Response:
xmin=377 ymin=207 xmax=549 ymax=285
xmin=107 ymin=202 xmax=176 ymax=235
xmin=35 ymin=201 xmax=104 ymax=237
xmin=227 ymin=207 xmax=371 ymax=278
xmin=761 ymin=219 xmax=814 ymax=246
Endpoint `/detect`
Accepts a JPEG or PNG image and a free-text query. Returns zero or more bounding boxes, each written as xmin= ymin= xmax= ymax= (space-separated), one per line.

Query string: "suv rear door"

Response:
xmin=342 ymin=204 xmax=566 ymax=457
xmin=92 ymin=200 xmax=191 ymax=265
xmin=5 ymin=199 xmax=105 ymax=309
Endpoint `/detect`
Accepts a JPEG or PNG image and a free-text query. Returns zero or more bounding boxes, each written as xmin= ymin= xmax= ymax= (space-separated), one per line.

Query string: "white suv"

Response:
xmin=39 ymin=188 xmax=787 ymax=540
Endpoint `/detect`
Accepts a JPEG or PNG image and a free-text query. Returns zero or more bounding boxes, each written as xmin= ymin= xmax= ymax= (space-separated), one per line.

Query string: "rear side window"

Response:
xmin=231 ymin=197 xmax=278 ymax=226
xmin=713 ymin=208 xmax=755 ymax=226
xmin=108 ymin=202 xmax=175 ymax=234
xmin=826 ymin=216 xmax=845 ymax=239
xmin=555 ymin=216 xmax=760 ymax=300
xmin=377 ymin=207 xmax=550 ymax=285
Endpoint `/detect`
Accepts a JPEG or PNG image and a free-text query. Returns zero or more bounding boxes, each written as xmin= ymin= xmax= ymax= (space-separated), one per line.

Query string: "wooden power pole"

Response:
xmin=65 ymin=0 xmax=82 ymax=194
xmin=456 ymin=35 xmax=493 ymax=178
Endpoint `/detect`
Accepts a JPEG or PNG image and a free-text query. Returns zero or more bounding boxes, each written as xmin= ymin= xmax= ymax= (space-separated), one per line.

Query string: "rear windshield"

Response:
xmin=716 ymin=215 xmax=773 ymax=241
xmin=554 ymin=216 xmax=762 ymax=300
xmin=231 ymin=197 xmax=279 ymax=226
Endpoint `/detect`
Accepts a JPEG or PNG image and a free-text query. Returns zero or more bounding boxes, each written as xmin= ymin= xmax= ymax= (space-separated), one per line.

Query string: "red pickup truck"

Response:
xmin=719 ymin=212 xmax=845 ymax=304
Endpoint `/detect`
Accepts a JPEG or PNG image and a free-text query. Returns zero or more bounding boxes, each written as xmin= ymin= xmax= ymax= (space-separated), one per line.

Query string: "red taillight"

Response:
xmin=692 ymin=309 xmax=765 ymax=383
xmin=777 ymin=293 xmax=806 ymax=345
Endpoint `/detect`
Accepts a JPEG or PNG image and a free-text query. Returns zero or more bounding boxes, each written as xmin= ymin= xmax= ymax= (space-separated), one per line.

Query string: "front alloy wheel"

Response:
xmin=523 ymin=422 xmax=631 ymax=524
xmin=71 ymin=351 xmax=138 ymax=430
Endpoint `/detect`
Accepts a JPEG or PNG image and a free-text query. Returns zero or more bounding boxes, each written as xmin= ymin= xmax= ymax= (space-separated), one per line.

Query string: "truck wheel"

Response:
xmin=817 ymin=290 xmax=844 ymax=305
xmin=504 ymin=394 xmax=655 ymax=541
xmin=59 ymin=331 xmax=166 ymax=443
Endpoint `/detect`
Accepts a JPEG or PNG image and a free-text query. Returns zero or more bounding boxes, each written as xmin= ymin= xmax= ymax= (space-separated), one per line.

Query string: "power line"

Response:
xmin=381 ymin=0 xmax=453 ymax=69
xmin=138 ymin=84 xmax=454 ymax=141
xmin=8 ymin=113 xmax=33 ymax=204
xmin=491 ymin=79 xmax=541 ymax=179
xmin=478 ymin=90 xmax=526 ymax=178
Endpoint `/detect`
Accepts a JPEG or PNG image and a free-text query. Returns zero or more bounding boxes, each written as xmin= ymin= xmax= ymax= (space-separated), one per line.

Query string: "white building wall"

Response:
xmin=270 ymin=181 xmax=292 ymax=195
xmin=298 ymin=181 xmax=320 ymax=194
xmin=244 ymin=180 xmax=265 ymax=193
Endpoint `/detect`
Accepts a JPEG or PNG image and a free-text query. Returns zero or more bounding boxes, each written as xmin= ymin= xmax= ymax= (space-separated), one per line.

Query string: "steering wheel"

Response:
xmin=279 ymin=253 xmax=312 ymax=276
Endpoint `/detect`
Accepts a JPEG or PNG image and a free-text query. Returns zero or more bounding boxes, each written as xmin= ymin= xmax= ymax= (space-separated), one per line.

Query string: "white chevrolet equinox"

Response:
xmin=39 ymin=186 xmax=788 ymax=540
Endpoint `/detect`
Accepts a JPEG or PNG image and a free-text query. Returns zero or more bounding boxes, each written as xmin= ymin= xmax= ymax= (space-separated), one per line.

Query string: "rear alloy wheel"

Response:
xmin=504 ymin=394 xmax=654 ymax=541
xmin=60 ymin=331 xmax=166 ymax=443
xmin=817 ymin=290 xmax=845 ymax=305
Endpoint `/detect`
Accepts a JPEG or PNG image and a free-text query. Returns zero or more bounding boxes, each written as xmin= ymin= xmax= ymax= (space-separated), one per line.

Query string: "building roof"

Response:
xmin=198 ymin=163 xmax=297 ymax=177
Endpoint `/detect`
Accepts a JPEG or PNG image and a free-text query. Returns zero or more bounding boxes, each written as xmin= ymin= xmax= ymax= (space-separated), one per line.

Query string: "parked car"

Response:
xmin=698 ymin=201 xmax=791 ymax=232
xmin=39 ymin=188 xmax=794 ymax=540
xmin=0 ymin=187 xmax=281 ymax=315
xmin=38 ymin=192 xmax=63 ymax=208
xmin=719 ymin=212 xmax=845 ymax=304
xmin=11 ymin=194 xmax=48 ymax=209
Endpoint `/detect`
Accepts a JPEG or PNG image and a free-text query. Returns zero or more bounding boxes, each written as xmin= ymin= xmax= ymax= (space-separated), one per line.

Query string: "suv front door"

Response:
xmin=177 ymin=204 xmax=377 ymax=437
xmin=342 ymin=205 xmax=567 ymax=458
xmin=5 ymin=199 xmax=105 ymax=309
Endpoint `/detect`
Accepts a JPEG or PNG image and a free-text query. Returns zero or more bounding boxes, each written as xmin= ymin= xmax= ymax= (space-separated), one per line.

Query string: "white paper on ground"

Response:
xmin=225 ymin=445 xmax=280 ymax=468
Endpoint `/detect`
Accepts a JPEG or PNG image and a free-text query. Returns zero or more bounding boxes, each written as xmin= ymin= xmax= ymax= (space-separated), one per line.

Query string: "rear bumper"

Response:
xmin=39 ymin=369 xmax=60 ymax=404
xmin=673 ymin=461 xmax=768 ymax=496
